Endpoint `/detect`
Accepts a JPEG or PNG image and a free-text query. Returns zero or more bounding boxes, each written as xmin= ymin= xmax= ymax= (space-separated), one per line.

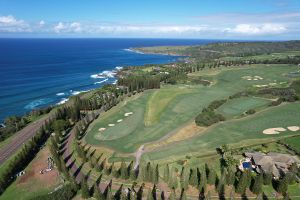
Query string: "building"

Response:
xmin=242 ymin=152 xmax=300 ymax=178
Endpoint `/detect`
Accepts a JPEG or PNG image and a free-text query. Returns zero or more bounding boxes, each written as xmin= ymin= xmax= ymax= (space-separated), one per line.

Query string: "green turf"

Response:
xmin=85 ymin=64 xmax=299 ymax=156
xmin=144 ymin=102 xmax=300 ymax=161
xmin=283 ymin=136 xmax=300 ymax=152
xmin=216 ymin=97 xmax=271 ymax=119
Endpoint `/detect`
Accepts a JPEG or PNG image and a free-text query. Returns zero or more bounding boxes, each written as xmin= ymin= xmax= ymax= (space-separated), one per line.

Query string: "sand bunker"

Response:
xmin=108 ymin=124 xmax=115 ymax=127
xmin=263 ymin=127 xmax=287 ymax=134
xmin=242 ymin=75 xmax=263 ymax=81
xmin=254 ymin=84 xmax=268 ymax=88
xmin=269 ymin=83 xmax=277 ymax=86
xmin=124 ymin=112 xmax=133 ymax=117
xmin=117 ymin=119 xmax=123 ymax=123
xmin=98 ymin=128 xmax=106 ymax=131
xmin=287 ymin=126 xmax=300 ymax=131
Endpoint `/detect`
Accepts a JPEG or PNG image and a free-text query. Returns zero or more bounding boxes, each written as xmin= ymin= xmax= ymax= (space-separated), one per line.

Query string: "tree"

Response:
xmin=153 ymin=164 xmax=159 ymax=184
xmin=251 ymin=174 xmax=263 ymax=195
xmin=137 ymin=183 xmax=144 ymax=200
xmin=164 ymin=164 xmax=170 ymax=182
xmin=81 ymin=178 xmax=90 ymax=199
xmin=94 ymin=184 xmax=105 ymax=200
xmin=147 ymin=184 xmax=156 ymax=200
xmin=120 ymin=161 xmax=128 ymax=179
xmin=277 ymin=177 xmax=288 ymax=195
xmin=207 ymin=169 xmax=216 ymax=185
xmin=189 ymin=168 xmax=198 ymax=187
xmin=263 ymin=172 xmax=272 ymax=185
xmin=199 ymin=170 xmax=207 ymax=192
xmin=236 ymin=170 xmax=251 ymax=194
xmin=114 ymin=184 xmax=123 ymax=200
xmin=225 ymin=168 xmax=235 ymax=185
xmin=168 ymin=188 xmax=176 ymax=200
xmin=180 ymin=189 xmax=187 ymax=200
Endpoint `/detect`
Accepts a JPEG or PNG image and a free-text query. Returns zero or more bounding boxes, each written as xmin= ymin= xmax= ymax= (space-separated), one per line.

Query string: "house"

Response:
xmin=242 ymin=152 xmax=300 ymax=178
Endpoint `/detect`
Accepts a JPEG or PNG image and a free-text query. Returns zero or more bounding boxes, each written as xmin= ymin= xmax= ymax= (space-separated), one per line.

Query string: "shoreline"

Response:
xmin=0 ymin=48 xmax=183 ymax=123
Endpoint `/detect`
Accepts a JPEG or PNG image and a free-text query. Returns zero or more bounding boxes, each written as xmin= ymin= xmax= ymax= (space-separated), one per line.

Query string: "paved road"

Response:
xmin=0 ymin=115 xmax=49 ymax=165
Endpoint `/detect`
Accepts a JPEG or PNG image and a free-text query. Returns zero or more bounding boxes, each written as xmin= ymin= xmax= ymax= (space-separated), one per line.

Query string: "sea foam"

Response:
xmin=94 ymin=78 xmax=108 ymax=84
xmin=56 ymin=92 xmax=65 ymax=96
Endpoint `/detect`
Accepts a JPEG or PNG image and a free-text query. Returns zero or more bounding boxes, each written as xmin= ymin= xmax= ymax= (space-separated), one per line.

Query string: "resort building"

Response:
xmin=239 ymin=152 xmax=300 ymax=178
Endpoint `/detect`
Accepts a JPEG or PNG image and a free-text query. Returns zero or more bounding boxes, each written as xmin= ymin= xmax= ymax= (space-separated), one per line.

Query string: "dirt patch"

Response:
xmin=16 ymin=147 xmax=60 ymax=190
xmin=145 ymin=122 xmax=205 ymax=151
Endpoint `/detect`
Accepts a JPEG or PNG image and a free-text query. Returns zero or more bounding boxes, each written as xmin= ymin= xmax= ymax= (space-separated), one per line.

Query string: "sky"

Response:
xmin=0 ymin=0 xmax=300 ymax=39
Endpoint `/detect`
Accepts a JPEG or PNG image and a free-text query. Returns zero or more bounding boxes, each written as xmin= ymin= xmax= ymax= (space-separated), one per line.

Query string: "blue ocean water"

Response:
xmin=0 ymin=38 xmax=219 ymax=121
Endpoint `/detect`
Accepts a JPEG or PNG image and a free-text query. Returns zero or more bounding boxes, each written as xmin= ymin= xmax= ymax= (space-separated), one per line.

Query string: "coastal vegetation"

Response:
xmin=1 ymin=41 xmax=300 ymax=199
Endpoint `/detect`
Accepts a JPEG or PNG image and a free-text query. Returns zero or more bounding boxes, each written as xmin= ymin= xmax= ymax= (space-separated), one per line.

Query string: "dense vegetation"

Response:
xmin=135 ymin=41 xmax=300 ymax=61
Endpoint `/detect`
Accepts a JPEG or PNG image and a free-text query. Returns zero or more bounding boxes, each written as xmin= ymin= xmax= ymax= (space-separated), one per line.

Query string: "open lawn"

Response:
xmin=85 ymin=64 xmax=300 ymax=160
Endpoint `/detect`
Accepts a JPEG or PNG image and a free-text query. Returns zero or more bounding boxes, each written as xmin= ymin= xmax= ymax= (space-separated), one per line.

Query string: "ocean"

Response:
xmin=0 ymin=38 xmax=220 ymax=122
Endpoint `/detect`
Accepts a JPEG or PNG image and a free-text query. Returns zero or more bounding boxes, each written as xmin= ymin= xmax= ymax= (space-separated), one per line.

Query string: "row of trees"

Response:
xmin=0 ymin=121 xmax=53 ymax=194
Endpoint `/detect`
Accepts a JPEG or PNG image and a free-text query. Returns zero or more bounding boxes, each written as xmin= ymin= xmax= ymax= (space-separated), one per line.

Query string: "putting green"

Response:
xmin=216 ymin=97 xmax=271 ymax=119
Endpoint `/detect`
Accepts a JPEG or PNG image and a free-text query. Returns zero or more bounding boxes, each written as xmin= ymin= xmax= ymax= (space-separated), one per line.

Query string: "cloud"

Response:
xmin=85 ymin=25 xmax=209 ymax=34
xmin=39 ymin=20 xmax=45 ymax=26
xmin=224 ymin=23 xmax=287 ymax=35
xmin=53 ymin=22 xmax=82 ymax=33
xmin=0 ymin=15 xmax=31 ymax=32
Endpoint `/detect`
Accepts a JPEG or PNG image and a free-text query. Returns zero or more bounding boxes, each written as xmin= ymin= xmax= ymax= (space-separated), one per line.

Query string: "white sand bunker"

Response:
xmin=287 ymin=126 xmax=300 ymax=132
xmin=124 ymin=112 xmax=133 ymax=117
xmin=254 ymin=84 xmax=269 ymax=88
xmin=263 ymin=127 xmax=287 ymax=134
xmin=99 ymin=127 xmax=106 ymax=131
xmin=117 ymin=119 xmax=123 ymax=123
xmin=242 ymin=75 xmax=263 ymax=81
xmin=108 ymin=124 xmax=115 ymax=127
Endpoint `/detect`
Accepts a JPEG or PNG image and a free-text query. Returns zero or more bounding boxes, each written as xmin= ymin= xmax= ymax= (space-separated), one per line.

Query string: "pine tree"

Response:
xmin=106 ymin=187 xmax=113 ymax=200
xmin=137 ymin=183 xmax=144 ymax=200
xmin=159 ymin=191 xmax=165 ymax=200
xmin=225 ymin=168 xmax=235 ymax=185
xmin=189 ymin=168 xmax=198 ymax=187
xmin=94 ymin=184 xmax=105 ymax=200
xmin=120 ymin=161 xmax=128 ymax=179
xmin=180 ymin=167 xmax=188 ymax=190
xmin=153 ymin=164 xmax=159 ymax=184
xmin=147 ymin=184 xmax=156 ymax=200
xmin=81 ymin=178 xmax=90 ymax=199
xmin=277 ymin=177 xmax=288 ymax=195
xmin=251 ymin=174 xmax=263 ymax=195
xmin=114 ymin=184 xmax=123 ymax=200
xmin=180 ymin=189 xmax=187 ymax=200
xmin=168 ymin=188 xmax=176 ymax=200
xmin=164 ymin=164 xmax=170 ymax=182
xmin=207 ymin=169 xmax=216 ymax=185
xmin=263 ymin=172 xmax=272 ymax=185
xmin=236 ymin=170 xmax=250 ymax=194
xmin=199 ymin=170 xmax=207 ymax=192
